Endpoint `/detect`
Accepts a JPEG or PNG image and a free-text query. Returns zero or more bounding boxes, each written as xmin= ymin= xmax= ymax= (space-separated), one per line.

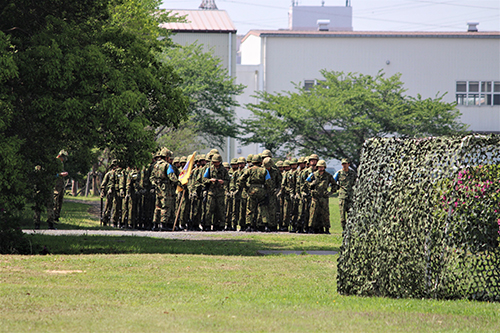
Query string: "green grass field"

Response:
xmin=2 ymin=198 xmax=499 ymax=332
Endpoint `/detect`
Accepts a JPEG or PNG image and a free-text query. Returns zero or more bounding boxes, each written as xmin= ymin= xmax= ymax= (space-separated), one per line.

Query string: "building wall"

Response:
xmin=240 ymin=34 xmax=262 ymax=65
xmin=258 ymin=35 xmax=500 ymax=132
xmin=234 ymin=64 xmax=263 ymax=158
xmin=168 ymin=32 xmax=239 ymax=160
xmin=170 ymin=32 xmax=237 ymax=78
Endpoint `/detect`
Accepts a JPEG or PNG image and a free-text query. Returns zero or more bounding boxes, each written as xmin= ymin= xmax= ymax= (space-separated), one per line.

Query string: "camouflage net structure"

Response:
xmin=338 ymin=135 xmax=500 ymax=301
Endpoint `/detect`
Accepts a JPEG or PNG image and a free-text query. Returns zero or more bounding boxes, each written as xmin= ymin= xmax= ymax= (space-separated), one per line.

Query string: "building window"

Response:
xmin=303 ymin=80 xmax=315 ymax=91
xmin=303 ymin=79 xmax=327 ymax=91
xmin=456 ymin=81 xmax=500 ymax=106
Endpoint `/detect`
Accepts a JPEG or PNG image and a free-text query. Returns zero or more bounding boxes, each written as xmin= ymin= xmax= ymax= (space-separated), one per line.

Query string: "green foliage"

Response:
xmin=109 ymin=0 xmax=183 ymax=45
xmin=160 ymin=42 xmax=245 ymax=148
xmin=338 ymin=135 xmax=500 ymax=302
xmin=157 ymin=118 xmax=207 ymax=157
xmin=241 ymin=71 xmax=468 ymax=169
xmin=0 ymin=212 xmax=32 ymax=254
xmin=0 ymin=0 xmax=188 ymax=213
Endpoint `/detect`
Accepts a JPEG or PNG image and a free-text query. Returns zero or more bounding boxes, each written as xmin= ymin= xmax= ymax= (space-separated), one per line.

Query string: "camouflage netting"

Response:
xmin=338 ymin=135 xmax=500 ymax=301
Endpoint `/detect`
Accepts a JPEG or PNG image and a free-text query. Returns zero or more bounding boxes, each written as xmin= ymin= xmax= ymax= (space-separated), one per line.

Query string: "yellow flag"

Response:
xmin=176 ymin=152 xmax=197 ymax=193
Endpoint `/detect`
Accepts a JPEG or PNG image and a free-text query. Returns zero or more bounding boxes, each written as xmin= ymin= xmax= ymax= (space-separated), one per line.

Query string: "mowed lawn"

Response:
xmin=1 ymin=199 xmax=499 ymax=332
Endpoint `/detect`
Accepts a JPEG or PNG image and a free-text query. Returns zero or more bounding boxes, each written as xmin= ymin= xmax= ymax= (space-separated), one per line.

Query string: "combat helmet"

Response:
xmin=251 ymin=154 xmax=262 ymax=163
xmin=276 ymin=161 xmax=283 ymax=167
xmin=212 ymin=154 xmax=223 ymax=163
xmin=237 ymin=156 xmax=246 ymax=164
xmin=290 ymin=157 xmax=298 ymax=165
xmin=230 ymin=158 xmax=238 ymax=165
xmin=317 ymin=160 xmax=327 ymax=167
xmin=309 ymin=154 xmax=319 ymax=161
xmin=247 ymin=154 xmax=254 ymax=162
xmin=261 ymin=149 xmax=272 ymax=158
xmin=180 ymin=156 xmax=187 ymax=163
xmin=223 ymin=162 xmax=230 ymax=168
xmin=341 ymin=158 xmax=350 ymax=164
xmin=283 ymin=160 xmax=290 ymax=167
xmin=263 ymin=157 xmax=273 ymax=168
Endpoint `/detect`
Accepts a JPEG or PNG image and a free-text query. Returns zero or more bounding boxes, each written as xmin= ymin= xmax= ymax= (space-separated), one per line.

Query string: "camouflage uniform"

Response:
xmin=202 ymin=154 xmax=230 ymax=231
xmin=111 ymin=166 xmax=124 ymax=227
xmin=307 ymin=161 xmax=337 ymax=233
xmin=124 ymin=167 xmax=142 ymax=229
xmin=100 ymin=162 xmax=117 ymax=227
xmin=189 ymin=155 xmax=204 ymax=231
xmin=281 ymin=161 xmax=295 ymax=231
xmin=32 ymin=165 xmax=57 ymax=229
xmin=239 ymin=155 xmax=272 ymax=231
xmin=120 ymin=167 xmax=131 ymax=228
xmin=150 ymin=149 xmax=179 ymax=231
xmin=334 ymin=158 xmax=357 ymax=230
xmin=140 ymin=157 xmax=157 ymax=230
xmin=53 ymin=150 xmax=68 ymax=222
xmin=263 ymin=157 xmax=281 ymax=231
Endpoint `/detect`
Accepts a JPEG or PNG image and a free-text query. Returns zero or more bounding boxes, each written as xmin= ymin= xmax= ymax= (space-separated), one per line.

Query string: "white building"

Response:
xmin=235 ymin=7 xmax=500 ymax=163
xmin=160 ymin=9 xmax=238 ymax=161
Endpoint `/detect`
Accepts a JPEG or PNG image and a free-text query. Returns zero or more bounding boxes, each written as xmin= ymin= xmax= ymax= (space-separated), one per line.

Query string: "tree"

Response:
xmin=0 ymin=0 xmax=189 ymax=213
xmin=241 ymin=70 xmax=468 ymax=170
xmin=160 ymin=42 xmax=245 ymax=149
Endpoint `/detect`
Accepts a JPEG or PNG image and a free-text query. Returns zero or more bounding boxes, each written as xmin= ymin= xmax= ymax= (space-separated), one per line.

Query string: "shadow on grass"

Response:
xmin=25 ymin=234 xmax=340 ymax=257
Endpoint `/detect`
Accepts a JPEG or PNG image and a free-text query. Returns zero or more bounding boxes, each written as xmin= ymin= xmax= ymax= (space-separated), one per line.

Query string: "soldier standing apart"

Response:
xmin=53 ymin=150 xmax=68 ymax=223
xmin=307 ymin=160 xmax=337 ymax=234
xmin=334 ymin=158 xmax=357 ymax=231
xmin=202 ymin=154 xmax=230 ymax=231
xmin=239 ymin=155 xmax=272 ymax=232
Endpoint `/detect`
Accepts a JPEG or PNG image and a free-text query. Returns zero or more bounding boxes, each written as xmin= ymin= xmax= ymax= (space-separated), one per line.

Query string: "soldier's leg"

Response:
xmin=239 ymin=197 xmax=247 ymax=231
xmin=53 ymin=186 xmax=64 ymax=221
xmin=282 ymin=195 xmax=292 ymax=231
xmin=216 ymin=195 xmax=226 ymax=231
xmin=203 ymin=194 xmax=214 ymax=231
xmin=165 ymin=195 xmax=176 ymax=230
xmin=267 ymin=195 xmax=277 ymax=231
xmin=246 ymin=195 xmax=257 ymax=230
xmin=120 ymin=196 xmax=129 ymax=228
xmin=321 ymin=198 xmax=330 ymax=234
xmin=232 ymin=197 xmax=240 ymax=231
xmin=46 ymin=193 xmax=56 ymax=229
xmin=308 ymin=198 xmax=317 ymax=232
xmin=152 ymin=193 xmax=162 ymax=231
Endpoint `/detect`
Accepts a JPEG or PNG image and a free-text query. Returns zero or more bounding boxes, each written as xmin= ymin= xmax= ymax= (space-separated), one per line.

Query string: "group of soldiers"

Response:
xmin=100 ymin=148 xmax=357 ymax=234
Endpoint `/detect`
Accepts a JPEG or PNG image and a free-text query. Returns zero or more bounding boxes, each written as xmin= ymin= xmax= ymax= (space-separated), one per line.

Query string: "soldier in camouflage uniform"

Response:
xmin=225 ymin=158 xmax=239 ymax=230
xmin=288 ymin=158 xmax=299 ymax=232
xmin=150 ymin=148 xmax=179 ymax=231
xmin=189 ymin=154 xmax=205 ymax=231
xmin=140 ymin=153 xmax=158 ymax=230
xmin=231 ymin=157 xmax=245 ymax=231
xmin=239 ymin=154 xmax=272 ymax=232
xmin=119 ymin=165 xmax=131 ymax=228
xmin=263 ymin=156 xmax=281 ymax=231
xmin=177 ymin=155 xmax=190 ymax=231
xmin=281 ymin=160 xmax=294 ymax=231
xmin=334 ymin=158 xmax=357 ymax=231
xmin=202 ymin=154 xmax=230 ymax=231
xmin=100 ymin=160 xmax=118 ymax=227
xmin=53 ymin=150 xmax=68 ymax=223
xmin=123 ymin=165 xmax=142 ymax=229
xmin=307 ymin=160 xmax=337 ymax=234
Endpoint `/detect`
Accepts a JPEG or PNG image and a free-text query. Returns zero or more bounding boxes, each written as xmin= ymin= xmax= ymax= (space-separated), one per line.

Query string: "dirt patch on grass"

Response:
xmin=46 ymin=270 xmax=85 ymax=274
